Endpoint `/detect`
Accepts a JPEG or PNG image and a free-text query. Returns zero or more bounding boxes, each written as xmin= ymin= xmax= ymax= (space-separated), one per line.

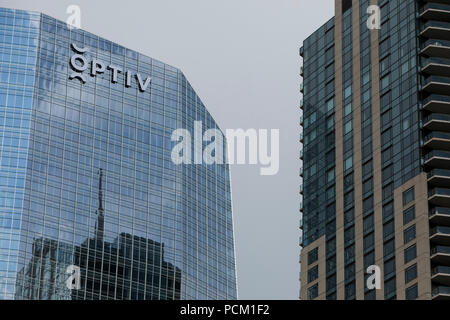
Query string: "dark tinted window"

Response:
xmin=404 ymin=225 xmax=416 ymax=244
xmin=405 ymin=264 xmax=417 ymax=283
xmin=404 ymin=244 xmax=417 ymax=264
xmin=308 ymin=247 xmax=318 ymax=265
xmin=403 ymin=187 xmax=415 ymax=206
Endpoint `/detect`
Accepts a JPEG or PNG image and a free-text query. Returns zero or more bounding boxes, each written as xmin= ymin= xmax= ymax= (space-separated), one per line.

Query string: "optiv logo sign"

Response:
xmin=69 ymin=43 xmax=152 ymax=92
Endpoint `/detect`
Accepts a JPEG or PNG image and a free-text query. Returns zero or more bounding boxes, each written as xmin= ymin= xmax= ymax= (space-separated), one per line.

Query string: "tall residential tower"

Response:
xmin=300 ymin=0 xmax=450 ymax=300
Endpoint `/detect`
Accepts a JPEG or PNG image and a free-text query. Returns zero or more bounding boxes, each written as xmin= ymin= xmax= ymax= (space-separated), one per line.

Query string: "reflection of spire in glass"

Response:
xmin=94 ymin=168 xmax=104 ymax=243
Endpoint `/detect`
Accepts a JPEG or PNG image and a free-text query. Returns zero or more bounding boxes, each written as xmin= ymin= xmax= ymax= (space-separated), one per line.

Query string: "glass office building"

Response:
xmin=300 ymin=0 xmax=450 ymax=300
xmin=0 ymin=7 xmax=237 ymax=300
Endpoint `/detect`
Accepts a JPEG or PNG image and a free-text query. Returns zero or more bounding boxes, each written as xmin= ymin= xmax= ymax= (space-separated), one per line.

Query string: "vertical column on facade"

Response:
xmin=368 ymin=0 xmax=383 ymax=301
xmin=334 ymin=0 xmax=345 ymax=300
xmin=351 ymin=0 xmax=364 ymax=300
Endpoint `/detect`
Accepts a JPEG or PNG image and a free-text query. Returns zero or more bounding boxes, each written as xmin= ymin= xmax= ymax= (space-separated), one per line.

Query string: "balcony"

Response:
xmin=299 ymin=217 xmax=303 ymax=230
xmin=430 ymin=225 xmax=450 ymax=245
xmin=420 ymin=2 xmax=450 ymax=21
xmin=299 ymin=132 xmax=304 ymax=143
xmin=432 ymin=266 xmax=450 ymax=286
xmin=300 ymin=66 xmax=304 ymax=76
xmin=428 ymin=169 xmax=450 ymax=187
xmin=422 ymin=75 xmax=450 ymax=94
xmin=421 ymin=57 xmax=450 ymax=76
xmin=424 ymin=113 xmax=450 ymax=131
xmin=299 ymin=149 xmax=303 ymax=160
xmin=424 ymin=131 xmax=450 ymax=150
xmin=420 ymin=20 xmax=450 ymax=40
xmin=300 ymin=82 xmax=304 ymax=93
xmin=424 ymin=150 xmax=450 ymax=167
xmin=423 ymin=94 xmax=450 ymax=114
xmin=432 ymin=285 xmax=450 ymax=300
xmin=431 ymin=207 xmax=450 ymax=226
xmin=429 ymin=188 xmax=450 ymax=207
xmin=431 ymin=245 xmax=450 ymax=265
xmin=299 ymin=46 xmax=304 ymax=57
xmin=421 ymin=39 xmax=450 ymax=59
xmin=299 ymin=99 xmax=304 ymax=109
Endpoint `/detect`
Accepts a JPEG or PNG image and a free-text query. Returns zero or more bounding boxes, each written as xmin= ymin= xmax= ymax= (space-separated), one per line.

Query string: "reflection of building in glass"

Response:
xmin=15 ymin=238 xmax=74 ymax=300
xmin=74 ymin=233 xmax=182 ymax=300
xmin=16 ymin=234 xmax=182 ymax=300
xmin=1 ymin=7 xmax=237 ymax=300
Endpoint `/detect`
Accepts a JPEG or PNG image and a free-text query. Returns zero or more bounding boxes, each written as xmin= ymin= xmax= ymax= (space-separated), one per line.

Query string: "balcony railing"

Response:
xmin=428 ymin=168 xmax=450 ymax=179
xmin=433 ymin=266 xmax=450 ymax=276
xmin=421 ymin=38 xmax=450 ymax=59
xmin=420 ymin=2 xmax=450 ymax=21
xmin=423 ymin=94 xmax=450 ymax=114
xmin=421 ymin=19 xmax=450 ymax=40
xmin=429 ymin=187 xmax=450 ymax=207
xmin=424 ymin=94 xmax=450 ymax=105
xmin=432 ymin=245 xmax=450 ymax=266
xmin=426 ymin=131 xmax=450 ymax=139
xmin=430 ymin=187 xmax=450 ymax=196
xmin=431 ymin=206 xmax=450 ymax=217
xmin=432 ymin=266 xmax=450 ymax=287
xmin=424 ymin=112 xmax=450 ymax=123
xmin=424 ymin=132 xmax=450 ymax=150
xmin=421 ymin=2 xmax=450 ymax=13
xmin=421 ymin=57 xmax=450 ymax=76
xmin=432 ymin=286 xmax=450 ymax=299
xmin=422 ymin=20 xmax=450 ymax=32
xmin=424 ymin=75 xmax=450 ymax=86
xmin=422 ymin=56 xmax=450 ymax=67
xmin=432 ymin=245 xmax=450 ymax=255
xmin=430 ymin=206 xmax=450 ymax=226
xmin=422 ymin=39 xmax=450 ymax=50
xmin=424 ymin=131 xmax=450 ymax=150
xmin=424 ymin=150 xmax=450 ymax=163
xmin=430 ymin=173 xmax=450 ymax=188
xmin=422 ymin=75 xmax=450 ymax=94
xmin=430 ymin=225 xmax=450 ymax=235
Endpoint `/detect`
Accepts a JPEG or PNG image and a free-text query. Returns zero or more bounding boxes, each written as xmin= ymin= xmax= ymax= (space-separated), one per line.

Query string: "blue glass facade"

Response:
xmin=0 ymin=8 xmax=237 ymax=300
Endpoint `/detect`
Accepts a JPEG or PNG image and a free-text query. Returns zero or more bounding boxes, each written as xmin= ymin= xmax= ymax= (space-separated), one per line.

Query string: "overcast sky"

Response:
xmin=3 ymin=0 xmax=335 ymax=299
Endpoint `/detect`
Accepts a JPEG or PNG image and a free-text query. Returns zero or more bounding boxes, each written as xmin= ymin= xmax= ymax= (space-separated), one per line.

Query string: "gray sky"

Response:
xmin=3 ymin=0 xmax=334 ymax=299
